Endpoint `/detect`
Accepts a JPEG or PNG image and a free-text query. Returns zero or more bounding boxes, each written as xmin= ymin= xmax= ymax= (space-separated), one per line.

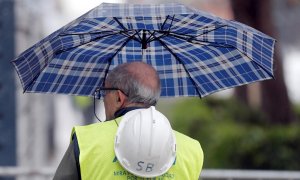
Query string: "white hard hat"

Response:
xmin=114 ymin=106 xmax=176 ymax=178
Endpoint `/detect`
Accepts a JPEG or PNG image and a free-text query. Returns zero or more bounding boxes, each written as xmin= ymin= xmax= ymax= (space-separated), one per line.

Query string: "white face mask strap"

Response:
xmin=93 ymin=88 xmax=118 ymax=126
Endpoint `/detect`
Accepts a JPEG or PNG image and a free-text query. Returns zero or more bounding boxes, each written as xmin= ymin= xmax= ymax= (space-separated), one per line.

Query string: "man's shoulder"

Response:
xmin=173 ymin=130 xmax=204 ymax=161
xmin=73 ymin=119 xmax=120 ymax=136
xmin=173 ymin=130 xmax=200 ymax=144
xmin=73 ymin=122 xmax=101 ymax=132
xmin=75 ymin=118 xmax=120 ymax=130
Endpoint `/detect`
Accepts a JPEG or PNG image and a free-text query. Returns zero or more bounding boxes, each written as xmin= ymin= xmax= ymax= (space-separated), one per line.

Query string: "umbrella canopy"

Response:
xmin=12 ymin=3 xmax=275 ymax=98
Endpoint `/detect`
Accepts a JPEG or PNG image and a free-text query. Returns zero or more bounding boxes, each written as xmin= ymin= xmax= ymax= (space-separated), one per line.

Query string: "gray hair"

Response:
xmin=106 ymin=62 xmax=161 ymax=106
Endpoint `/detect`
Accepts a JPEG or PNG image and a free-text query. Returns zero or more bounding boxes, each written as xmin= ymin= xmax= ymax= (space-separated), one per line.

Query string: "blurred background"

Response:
xmin=1 ymin=0 xmax=300 ymax=179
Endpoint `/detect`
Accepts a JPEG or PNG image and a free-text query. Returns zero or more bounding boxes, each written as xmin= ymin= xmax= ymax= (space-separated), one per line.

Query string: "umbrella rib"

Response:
xmin=113 ymin=17 xmax=142 ymax=43
xmin=154 ymin=24 xmax=228 ymax=41
xmin=167 ymin=15 xmax=176 ymax=32
xmin=160 ymin=15 xmax=169 ymax=30
xmin=191 ymin=41 xmax=274 ymax=77
xmin=148 ymin=31 xmax=165 ymax=42
xmin=102 ymin=32 xmax=141 ymax=86
xmin=113 ymin=17 xmax=128 ymax=31
xmin=167 ymin=14 xmax=175 ymax=32
xmin=146 ymin=30 xmax=156 ymax=43
xmin=167 ymin=33 xmax=234 ymax=49
xmin=59 ymin=30 xmax=121 ymax=36
xmin=135 ymin=29 xmax=143 ymax=42
xmin=233 ymin=48 xmax=274 ymax=78
xmin=160 ymin=14 xmax=175 ymax=31
xmin=169 ymin=33 xmax=273 ymax=76
xmin=168 ymin=34 xmax=274 ymax=78
xmin=121 ymin=30 xmax=142 ymax=43
xmin=193 ymin=24 xmax=227 ymax=38
xmin=153 ymin=35 xmax=203 ymax=98
xmin=22 ymin=31 xmax=128 ymax=92
xmin=150 ymin=15 xmax=175 ymax=41
xmin=57 ymin=31 xmax=123 ymax=52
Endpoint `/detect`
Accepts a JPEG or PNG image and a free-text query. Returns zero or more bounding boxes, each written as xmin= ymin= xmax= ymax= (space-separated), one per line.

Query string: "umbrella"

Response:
xmin=12 ymin=3 xmax=275 ymax=98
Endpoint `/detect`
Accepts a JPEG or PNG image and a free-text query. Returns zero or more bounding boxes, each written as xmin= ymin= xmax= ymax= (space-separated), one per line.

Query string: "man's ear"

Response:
xmin=116 ymin=90 xmax=126 ymax=107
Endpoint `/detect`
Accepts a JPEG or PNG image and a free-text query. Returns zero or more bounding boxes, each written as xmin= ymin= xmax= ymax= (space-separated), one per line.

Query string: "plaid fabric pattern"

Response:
xmin=12 ymin=3 xmax=275 ymax=98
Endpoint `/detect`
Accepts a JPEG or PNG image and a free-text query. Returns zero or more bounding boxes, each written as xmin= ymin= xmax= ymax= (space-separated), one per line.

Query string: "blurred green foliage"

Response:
xmin=157 ymin=97 xmax=300 ymax=170
xmin=74 ymin=96 xmax=92 ymax=109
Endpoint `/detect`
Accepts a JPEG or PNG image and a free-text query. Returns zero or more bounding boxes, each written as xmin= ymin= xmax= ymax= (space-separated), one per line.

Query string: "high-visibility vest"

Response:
xmin=72 ymin=117 xmax=204 ymax=180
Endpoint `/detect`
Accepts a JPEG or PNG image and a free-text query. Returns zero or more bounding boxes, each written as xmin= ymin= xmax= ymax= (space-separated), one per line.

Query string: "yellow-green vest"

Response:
xmin=72 ymin=117 xmax=204 ymax=180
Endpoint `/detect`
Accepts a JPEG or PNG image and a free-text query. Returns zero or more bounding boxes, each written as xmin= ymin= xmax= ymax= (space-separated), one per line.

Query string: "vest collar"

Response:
xmin=113 ymin=107 xmax=146 ymax=119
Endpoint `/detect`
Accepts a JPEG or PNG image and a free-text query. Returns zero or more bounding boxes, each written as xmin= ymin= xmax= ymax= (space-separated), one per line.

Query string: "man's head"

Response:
xmin=103 ymin=62 xmax=161 ymax=120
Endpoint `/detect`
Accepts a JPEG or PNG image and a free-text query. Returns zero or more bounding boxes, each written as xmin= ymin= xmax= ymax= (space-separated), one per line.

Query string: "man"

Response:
xmin=54 ymin=62 xmax=204 ymax=180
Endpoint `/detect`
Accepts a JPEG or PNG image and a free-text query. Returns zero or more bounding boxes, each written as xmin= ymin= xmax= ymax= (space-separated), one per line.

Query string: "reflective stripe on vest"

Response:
xmin=72 ymin=117 xmax=204 ymax=180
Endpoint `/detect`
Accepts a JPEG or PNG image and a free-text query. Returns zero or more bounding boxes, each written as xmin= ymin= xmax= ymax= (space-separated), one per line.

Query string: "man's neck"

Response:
xmin=113 ymin=106 xmax=147 ymax=119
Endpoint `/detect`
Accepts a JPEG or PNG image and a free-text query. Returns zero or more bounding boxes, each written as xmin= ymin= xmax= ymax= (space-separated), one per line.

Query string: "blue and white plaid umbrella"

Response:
xmin=12 ymin=3 xmax=275 ymax=98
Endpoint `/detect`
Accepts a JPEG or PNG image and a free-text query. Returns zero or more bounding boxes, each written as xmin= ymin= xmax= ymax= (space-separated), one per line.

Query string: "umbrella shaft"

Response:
xmin=142 ymin=30 xmax=147 ymax=49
